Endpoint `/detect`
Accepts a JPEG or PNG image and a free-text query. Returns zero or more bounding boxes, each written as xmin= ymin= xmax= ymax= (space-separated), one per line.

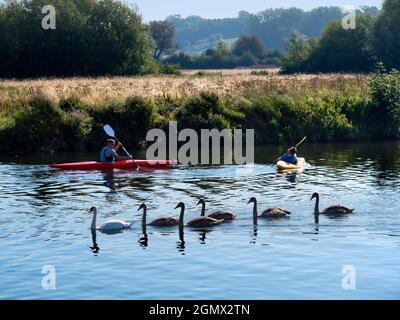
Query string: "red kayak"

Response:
xmin=49 ymin=159 xmax=178 ymax=170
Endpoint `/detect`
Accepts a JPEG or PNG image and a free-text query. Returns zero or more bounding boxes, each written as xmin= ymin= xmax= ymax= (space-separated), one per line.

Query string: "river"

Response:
xmin=0 ymin=141 xmax=399 ymax=299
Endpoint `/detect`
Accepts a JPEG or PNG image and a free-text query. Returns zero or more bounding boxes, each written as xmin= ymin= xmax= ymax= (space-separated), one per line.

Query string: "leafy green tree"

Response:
xmin=280 ymin=31 xmax=316 ymax=73
xmin=214 ymin=39 xmax=230 ymax=56
xmin=373 ymin=0 xmax=400 ymax=69
xmin=83 ymin=0 xmax=153 ymax=75
xmin=369 ymin=64 xmax=400 ymax=137
xmin=149 ymin=20 xmax=177 ymax=60
xmin=0 ymin=0 xmax=155 ymax=77
xmin=281 ymin=14 xmax=376 ymax=73
xmin=310 ymin=14 xmax=376 ymax=72
xmin=232 ymin=35 xmax=267 ymax=59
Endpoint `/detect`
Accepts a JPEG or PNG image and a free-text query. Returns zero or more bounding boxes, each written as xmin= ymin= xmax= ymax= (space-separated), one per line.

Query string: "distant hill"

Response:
xmin=167 ymin=6 xmax=380 ymax=53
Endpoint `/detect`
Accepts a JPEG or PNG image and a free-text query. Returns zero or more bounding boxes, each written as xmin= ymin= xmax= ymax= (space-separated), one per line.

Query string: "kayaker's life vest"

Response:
xmin=280 ymin=153 xmax=298 ymax=165
xmin=100 ymin=147 xmax=115 ymax=163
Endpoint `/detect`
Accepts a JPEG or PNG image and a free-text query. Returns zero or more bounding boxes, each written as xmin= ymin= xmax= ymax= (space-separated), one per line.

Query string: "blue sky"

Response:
xmin=128 ymin=0 xmax=382 ymax=21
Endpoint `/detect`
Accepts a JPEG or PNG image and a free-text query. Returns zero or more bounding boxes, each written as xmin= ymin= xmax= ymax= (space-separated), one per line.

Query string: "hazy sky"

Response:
xmin=128 ymin=0 xmax=382 ymax=21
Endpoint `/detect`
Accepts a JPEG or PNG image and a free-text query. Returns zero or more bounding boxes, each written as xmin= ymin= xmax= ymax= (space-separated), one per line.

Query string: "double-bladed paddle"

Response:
xmin=103 ymin=124 xmax=140 ymax=169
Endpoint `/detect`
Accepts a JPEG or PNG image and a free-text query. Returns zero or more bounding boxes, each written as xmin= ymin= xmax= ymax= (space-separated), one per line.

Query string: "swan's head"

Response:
xmin=196 ymin=199 xmax=205 ymax=206
xmin=310 ymin=192 xmax=319 ymax=200
xmin=138 ymin=203 xmax=146 ymax=211
xmin=175 ymin=202 xmax=185 ymax=210
xmin=247 ymin=197 xmax=256 ymax=205
xmin=88 ymin=206 xmax=97 ymax=214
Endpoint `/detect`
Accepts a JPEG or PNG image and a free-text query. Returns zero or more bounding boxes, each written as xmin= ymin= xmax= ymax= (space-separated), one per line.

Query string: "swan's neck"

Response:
xmin=314 ymin=195 xmax=320 ymax=216
xmin=178 ymin=205 xmax=185 ymax=227
xmin=91 ymin=212 xmax=97 ymax=230
xmin=252 ymin=200 xmax=258 ymax=223
xmin=141 ymin=206 xmax=147 ymax=228
xmin=200 ymin=202 xmax=205 ymax=217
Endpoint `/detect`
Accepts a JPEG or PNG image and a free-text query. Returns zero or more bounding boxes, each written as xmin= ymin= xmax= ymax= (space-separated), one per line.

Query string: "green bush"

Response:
xmin=369 ymin=66 xmax=400 ymax=137
xmin=160 ymin=63 xmax=182 ymax=75
xmin=90 ymin=96 xmax=156 ymax=148
xmin=175 ymin=92 xmax=244 ymax=131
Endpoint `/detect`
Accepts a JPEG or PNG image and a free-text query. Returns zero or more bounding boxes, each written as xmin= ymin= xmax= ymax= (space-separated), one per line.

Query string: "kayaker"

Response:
xmin=280 ymin=147 xmax=298 ymax=165
xmin=100 ymin=139 xmax=133 ymax=163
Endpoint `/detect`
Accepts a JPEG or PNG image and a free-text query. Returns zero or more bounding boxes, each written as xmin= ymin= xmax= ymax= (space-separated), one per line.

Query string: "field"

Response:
xmin=0 ymin=71 xmax=368 ymax=106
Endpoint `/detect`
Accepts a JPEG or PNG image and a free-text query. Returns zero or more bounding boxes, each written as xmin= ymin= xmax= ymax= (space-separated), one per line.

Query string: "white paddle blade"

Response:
xmin=103 ymin=124 xmax=115 ymax=137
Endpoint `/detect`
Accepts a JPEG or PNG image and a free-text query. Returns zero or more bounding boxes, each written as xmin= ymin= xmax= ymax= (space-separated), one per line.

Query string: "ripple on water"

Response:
xmin=1 ymin=143 xmax=400 ymax=299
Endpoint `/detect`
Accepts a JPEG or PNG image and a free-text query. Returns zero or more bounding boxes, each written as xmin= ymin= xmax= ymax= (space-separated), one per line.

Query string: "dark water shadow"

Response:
xmin=138 ymin=225 xmax=149 ymax=248
xmin=90 ymin=229 xmax=100 ymax=255
xmin=176 ymin=227 xmax=185 ymax=254
xmin=250 ymin=225 xmax=258 ymax=244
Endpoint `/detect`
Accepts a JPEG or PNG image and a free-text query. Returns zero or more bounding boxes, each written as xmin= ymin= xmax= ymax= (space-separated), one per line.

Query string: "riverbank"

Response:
xmin=0 ymin=72 xmax=398 ymax=154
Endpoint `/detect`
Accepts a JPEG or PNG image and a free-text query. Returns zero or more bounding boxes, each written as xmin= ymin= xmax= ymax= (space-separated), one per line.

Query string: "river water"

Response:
xmin=0 ymin=142 xmax=399 ymax=299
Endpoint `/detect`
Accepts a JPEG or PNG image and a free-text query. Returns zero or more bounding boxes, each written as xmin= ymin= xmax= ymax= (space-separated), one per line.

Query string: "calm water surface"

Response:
xmin=0 ymin=142 xmax=399 ymax=299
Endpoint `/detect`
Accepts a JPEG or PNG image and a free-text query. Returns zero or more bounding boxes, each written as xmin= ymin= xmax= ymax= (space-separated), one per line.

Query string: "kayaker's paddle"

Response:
xmin=103 ymin=124 xmax=140 ymax=169
xmin=295 ymin=136 xmax=307 ymax=148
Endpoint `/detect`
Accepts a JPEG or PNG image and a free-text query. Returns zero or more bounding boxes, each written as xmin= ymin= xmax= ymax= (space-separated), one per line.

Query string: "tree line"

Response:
xmin=164 ymin=35 xmax=281 ymax=69
xmin=280 ymin=0 xmax=400 ymax=73
xmin=0 ymin=0 xmax=399 ymax=77
xmin=166 ymin=0 xmax=399 ymax=73
xmin=167 ymin=6 xmax=379 ymax=52
xmin=0 ymin=0 xmax=158 ymax=78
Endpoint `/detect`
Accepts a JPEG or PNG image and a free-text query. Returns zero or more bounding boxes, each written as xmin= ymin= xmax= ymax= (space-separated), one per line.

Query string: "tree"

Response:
xmin=373 ymin=0 xmax=400 ymax=68
xmin=232 ymin=35 xmax=267 ymax=59
xmin=280 ymin=31 xmax=316 ymax=73
xmin=0 ymin=0 xmax=155 ymax=77
xmin=215 ymin=39 xmax=230 ymax=56
xmin=309 ymin=14 xmax=376 ymax=73
xmin=281 ymin=14 xmax=376 ymax=74
xmin=84 ymin=0 xmax=154 ymax=75
xmin=149 ymin=20 xmax=176 ymax=60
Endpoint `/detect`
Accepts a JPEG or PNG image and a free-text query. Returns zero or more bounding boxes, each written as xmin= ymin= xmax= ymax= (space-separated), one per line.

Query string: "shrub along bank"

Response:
xmin=0 ymin=71 xmax=399 ymax=154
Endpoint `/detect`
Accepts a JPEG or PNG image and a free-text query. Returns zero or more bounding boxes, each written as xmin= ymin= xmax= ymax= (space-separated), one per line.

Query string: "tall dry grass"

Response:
xmin=0 ymin=73 xmax=369 ymax=108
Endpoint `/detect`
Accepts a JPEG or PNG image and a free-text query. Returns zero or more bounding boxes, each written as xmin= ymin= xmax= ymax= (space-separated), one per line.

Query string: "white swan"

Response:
xmin=89 ymin=207 xmax=132 ymax=231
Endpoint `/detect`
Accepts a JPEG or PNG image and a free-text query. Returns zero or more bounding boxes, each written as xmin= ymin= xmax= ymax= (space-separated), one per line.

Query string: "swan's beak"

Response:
xmin=196 ymin=200 xmax=201 ymax=206
xmin=310 ymin=195 xmax=315 ymax=200
xmin=174 ymin=204 xmax=180 ymax=209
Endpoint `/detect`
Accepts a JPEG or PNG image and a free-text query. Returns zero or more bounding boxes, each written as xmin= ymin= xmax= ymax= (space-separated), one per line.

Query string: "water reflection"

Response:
xmin=90 ymin=230 xmax=100 ymax=255
xmin=199 ymin=231 xmax=207 ymax=244
xmin=276 ymin=170 xmax=300 ymax=183
xmin=250 ymin=226 xmax=258 ymax=244
xmin=176 ymin=227 xmax=185 ymax=254
xmin=139 ymin=225 xmax=149 ymax=248
xmin=103 ymin=171 xmax=116 ymax=191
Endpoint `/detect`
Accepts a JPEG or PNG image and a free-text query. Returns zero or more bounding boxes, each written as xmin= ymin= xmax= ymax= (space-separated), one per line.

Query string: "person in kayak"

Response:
xmin=280 ymin=147 xmax=298 ymax=165
xmin=100 ymin=139 xmax=133 ymax=163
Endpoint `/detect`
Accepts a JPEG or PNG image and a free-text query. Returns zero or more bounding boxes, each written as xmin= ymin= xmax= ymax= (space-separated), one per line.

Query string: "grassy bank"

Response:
xmin=0 ymin=72 xmax=398 ymax=154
